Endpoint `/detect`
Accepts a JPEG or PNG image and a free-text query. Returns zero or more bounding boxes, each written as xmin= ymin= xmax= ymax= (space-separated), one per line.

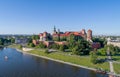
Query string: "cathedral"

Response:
xmin=33 ymin=27 xmax=101 ymax=49
xmin=52 ymin=26 xmax=92 ymax=42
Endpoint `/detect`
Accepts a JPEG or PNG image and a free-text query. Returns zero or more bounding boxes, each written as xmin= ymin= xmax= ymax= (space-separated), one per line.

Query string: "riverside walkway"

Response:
xmin=106 ymin=47 xmax=116 ymax=77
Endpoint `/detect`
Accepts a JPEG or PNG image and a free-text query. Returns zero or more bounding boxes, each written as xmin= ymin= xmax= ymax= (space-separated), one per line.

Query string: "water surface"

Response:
xmin=0 ymin=48 xmax=108 ymax=77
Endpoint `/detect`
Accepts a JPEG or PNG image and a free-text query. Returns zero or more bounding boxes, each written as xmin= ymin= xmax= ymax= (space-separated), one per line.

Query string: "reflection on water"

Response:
xmin=0 ymin=47 xmax=4 ymax=51
xmin=0 ymin=48 xmax=108 ymax=77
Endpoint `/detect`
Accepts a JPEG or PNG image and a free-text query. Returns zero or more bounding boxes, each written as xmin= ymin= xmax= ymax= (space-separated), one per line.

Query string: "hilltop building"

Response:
xmin=52 ymin=26 xmax=92 ymax=42
xmin=32 ymin=27 xmax=101 ymax=49
xmin=107 ymin=37 xmax=120 ymax=47
xmin=39 ymin=32 xmax=52 ymax=41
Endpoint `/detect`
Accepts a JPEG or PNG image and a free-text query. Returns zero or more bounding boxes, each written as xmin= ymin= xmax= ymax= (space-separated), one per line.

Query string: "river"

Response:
xmin=0 ymin=48 xmax=108 ymax=77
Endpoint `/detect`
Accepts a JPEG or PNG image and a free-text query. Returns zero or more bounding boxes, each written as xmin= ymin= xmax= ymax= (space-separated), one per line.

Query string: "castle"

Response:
xmin=39 ymin=26 xmax=93 ymax=42
xmin=32 ymin=27 xmax=102 ymax=48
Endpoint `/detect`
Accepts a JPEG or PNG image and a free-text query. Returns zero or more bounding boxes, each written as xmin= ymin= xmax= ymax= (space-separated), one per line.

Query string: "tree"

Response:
xmin=60 ymin=36 xmax=67 ymax=41
xmin=47 ymin=34 xmax=52 ymax=41
xmin=53 ymin=37 xmax=59 ymax=41
xmin=92 ymin=37 xmax=107 ymax=47
xmin=59 ymin=45 xmax=66 ymax=51
xmin=38 ymin=42 xmax=46 ymax=48
xmin=29 ymin=43 xmax=35 ymax=47
xmin=19 ymin=45 xmax=22 ymax=49
xmin=71 ymin=39 xmax=91 ymax=55
xmin=67 ymin=34 xmax=76 ymax=49
xmin=28 ymin=38 xmax=32 ymax=43
xmin=32 ymin=35 xmax=36 ymax=40
xmin=32 ymin=35 xmax=39 ymax=40
xmin=44 ymin=49 xmax=50 ymax=54
xmin=72 ymin=45 xmax=82 ymax=55
xmin=11 ymin=38 xmax=15 ymax=43
xmin=108 ymin=45 xmax=120 ymax=55
xmin=97 ymin=45 xmax=120 ymax=56
xmin=35 ymin=35 xmax=39 ymax=40
xmin=66 ymin=34 xmax=92 ymax=55
xmin=50 ymin=43 xmax=60 ymax=49
xmin=90 ymin=51 xmax=98 ymax=64
xmin=97 ymin=48 xmax=107 ymax=56
xmin=0 ymin=38 xmax=4 ymax=45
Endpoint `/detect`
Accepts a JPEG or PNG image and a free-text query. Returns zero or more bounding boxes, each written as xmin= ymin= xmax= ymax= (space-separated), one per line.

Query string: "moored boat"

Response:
xmin=95 ymin=68 xmax=107 ymax=74
xmin=4 ymin=56 xmax=8 ymax=60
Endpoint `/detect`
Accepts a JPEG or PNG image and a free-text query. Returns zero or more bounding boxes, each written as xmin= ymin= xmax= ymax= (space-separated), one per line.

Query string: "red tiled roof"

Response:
xmin=39 ymin=33 xmax=43 ymax=36
xmin=52 ymin=31 xmax=84 ymax=37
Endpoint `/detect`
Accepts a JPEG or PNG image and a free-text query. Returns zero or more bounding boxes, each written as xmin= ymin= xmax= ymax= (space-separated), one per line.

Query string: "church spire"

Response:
xmin=58 ymin=29 xmax=60 ymax=34
xmin=53 ymin=26 xmax=56 ymax=32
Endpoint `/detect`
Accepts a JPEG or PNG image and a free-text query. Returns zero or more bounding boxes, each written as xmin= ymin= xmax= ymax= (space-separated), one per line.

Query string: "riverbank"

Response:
xmin=22 ymin=49 xmax=97 ymax=71
xmin=22 ymin=47 xmax=33 ymax=51
xmin=15 ymin=48 xmax=110 ymax=72
xmin=0 ymin=48 xmax=109 ymax=77
xmin=8 ymin=44 xmax=120 ymax=76
xmin=13 ymin=48 xmax=120 ymax=76
xmin=24 ymin=50 xmax=120 ymax=76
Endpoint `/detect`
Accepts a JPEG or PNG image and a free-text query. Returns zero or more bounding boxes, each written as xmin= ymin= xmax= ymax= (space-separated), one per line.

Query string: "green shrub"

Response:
xmin=44 ymin=49 xmax=50 ymax=54
xmin=19 ymin=45 xmax=22 ymax=49
xmin=90 ymin=51 xmax=98 ymax=64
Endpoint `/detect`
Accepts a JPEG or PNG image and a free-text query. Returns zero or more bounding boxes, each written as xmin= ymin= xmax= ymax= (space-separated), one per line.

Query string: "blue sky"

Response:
xmin=0 ymin=0 xmax=120 ymax=35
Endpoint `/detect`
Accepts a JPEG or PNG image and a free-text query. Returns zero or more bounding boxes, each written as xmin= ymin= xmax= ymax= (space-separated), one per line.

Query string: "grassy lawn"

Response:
xmin=29 ymin=49 xmax=110 ymax=71
xmin=113 ymin=63 xmax=120 ymax=74
xmin=9 ymin=44 xmax=120 ymax=74
xmin=8 ymin=44 xmax=22 ymax=50
xmin=112 ymin=56 xmax=120 ymax=62
xmin=112 ymin=55 xmax=120 ymax=74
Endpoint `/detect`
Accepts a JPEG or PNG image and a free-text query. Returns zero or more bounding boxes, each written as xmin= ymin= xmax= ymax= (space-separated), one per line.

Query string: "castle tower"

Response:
xmin=54 ymin=26 xmax=56 ymax=32
xmin=81 ymin=29 xmax=87 ymax=39
xmin=53 ymin=26 xmax=57 ymax=34
xmin=43 ymin=32 xmax=47 ymax=41
xmin=58 ymin=29 xmax=60 ymax=34
xmin=39 ymin=33 xmax=43 ymax=41
xmin=57 ymin=29 xmax=60 ymax=41
xmin=81 ymin=29 xmax=86 ymax=35
xmin=87 ymin=29 xmax=92 ymax=42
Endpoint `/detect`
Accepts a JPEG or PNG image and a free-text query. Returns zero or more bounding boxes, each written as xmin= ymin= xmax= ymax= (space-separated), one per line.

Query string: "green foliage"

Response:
xmin=27 ymin=38 xmax=33 ymax=47
xmin=10 ymin=38 xmax=15 ymax=43
xmin=0 ymin=38 xmax=14 ymax=45
xmin=0 ymin=38 xmax=4 ymax=45
xmin=67 ymin=34 xmax=83 ymax=42
xmin=29 ymin=43 xmax=35 ymax=47
xmin=29 ymin=49 xmax=110 ymax=71
xmin=49 ymin=43 xmax=60 ymax=49
xmin=68 ymin=35 xmax=91 ymax=55
xmin=47 ymin=34 xmax=52 ymax=41
xmin=113 ymin=63 xmax=120 ymax=74
xmin=18 ymin=45 xmax=22 ymax=49
xmin=72 ymin=45 xmax=82 ymax=55
xmin=28 ymin=38 xmax=32 ymax=43
xmin=92 ymin=37 xmax=107 ymax=47
xmin=53 ymin=37 xmax=59 ymax=41
xmin=97 ymin=44 xmax=120 ymax=56
xmin=107 ymin=45 xmax=120 ymax=55
xmin=51 ymin=34 xmax=91 ymax=55
xmin=59 ymin=45 xmax=67 ymax=51
xmin=97 ymin=48 xmax=107 ymax=56
xmin=60 ymin=37 xmax=67 ymax=41
xmin=53 ymin=44 xmax=60 ymax=49
xmin=32 ymin=35 xmax=39 ymax=40
xmin=38 ymin=42 xmax=46 ymax=48
xmin=90 ymin=51 xmax=98 ymax=64
xmin=67 ymin=34 xmax=80 ymax=49
xmin=44 ymin=49 xmax=50 ymax=54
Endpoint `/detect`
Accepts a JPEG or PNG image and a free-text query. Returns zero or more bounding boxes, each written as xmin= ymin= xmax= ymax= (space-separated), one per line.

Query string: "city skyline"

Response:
xmin=0 ymin=0 xmax=120 ymax=35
